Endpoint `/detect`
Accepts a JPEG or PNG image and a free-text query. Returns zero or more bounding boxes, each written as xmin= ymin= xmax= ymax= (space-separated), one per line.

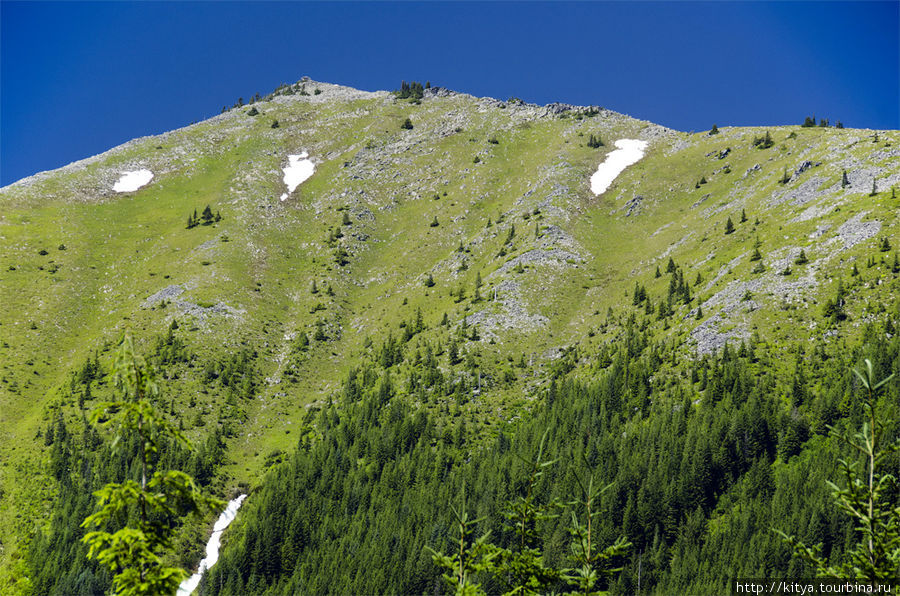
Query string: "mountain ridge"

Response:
xmin=1 ymin=76 xmax=898 ymax=593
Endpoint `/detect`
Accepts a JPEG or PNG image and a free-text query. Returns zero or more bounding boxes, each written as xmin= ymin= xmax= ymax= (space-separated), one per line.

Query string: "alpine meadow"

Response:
xmin=1 ymin=78 xmax=899 ymax=595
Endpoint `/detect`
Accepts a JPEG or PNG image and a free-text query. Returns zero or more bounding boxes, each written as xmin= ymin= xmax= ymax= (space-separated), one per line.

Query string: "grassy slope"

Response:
xmin=0 ymin=81 xmax=897 ymax=589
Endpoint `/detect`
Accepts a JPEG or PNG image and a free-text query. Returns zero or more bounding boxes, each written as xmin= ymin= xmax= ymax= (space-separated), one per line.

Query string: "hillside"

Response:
xmin=1 ymin=79 xmax=898 ymax=593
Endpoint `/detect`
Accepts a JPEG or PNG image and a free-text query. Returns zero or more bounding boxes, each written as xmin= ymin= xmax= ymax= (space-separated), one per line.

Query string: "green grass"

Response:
xmin=1 ymin=82 xmax=897 ymax=591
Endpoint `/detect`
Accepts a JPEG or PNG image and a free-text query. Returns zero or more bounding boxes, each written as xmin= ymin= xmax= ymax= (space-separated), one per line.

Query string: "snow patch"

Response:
xmin=112 ymin=169 xmax=153 ymax=193
xmin=590 ymin=139 xmax=648 ymax=195
xmin=177 ymin=494 xmax=247 ymax=595
xmin=280 ymin=152 xmax=315 ymax=201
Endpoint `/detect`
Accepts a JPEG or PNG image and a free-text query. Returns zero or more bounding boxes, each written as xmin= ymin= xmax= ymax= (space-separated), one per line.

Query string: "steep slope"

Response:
xmin=0 ymin=79 xmax=897 ymax=591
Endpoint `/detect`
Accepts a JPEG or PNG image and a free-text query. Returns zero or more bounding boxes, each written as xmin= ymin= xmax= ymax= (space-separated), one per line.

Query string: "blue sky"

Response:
xmin=2 ymin=1 xmax=897 ymax=186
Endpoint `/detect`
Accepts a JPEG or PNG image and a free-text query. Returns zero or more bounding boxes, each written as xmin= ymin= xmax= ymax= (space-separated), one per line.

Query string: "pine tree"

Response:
xmin=424 ymin=273 xmax=435 ymax=287
xmin=842 ymin=170 xmax=850 ymax=188
xmin=709 ymin=124 xmax=719 ymax=135
xmin=724 ymin=217 xmax=735 ymax=234
xmin=430 ymin=216 xmax=439 ymax=227
xmin=401 ymin=117 xmax=413 ymax=130
xmin=795 ymin=249 xmax=808 ymax=265
xmin=740 ymin=208 xmax=747 ymax=223
xmin=870 ymin=178 xmax=878 ymax=196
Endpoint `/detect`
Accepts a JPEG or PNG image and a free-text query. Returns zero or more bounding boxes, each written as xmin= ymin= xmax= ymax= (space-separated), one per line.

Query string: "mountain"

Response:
xmin=1 ymin=79 xmax=898 ymax=594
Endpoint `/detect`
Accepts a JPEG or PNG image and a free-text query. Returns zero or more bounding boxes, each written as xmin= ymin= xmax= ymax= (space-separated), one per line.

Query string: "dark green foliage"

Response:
xmin=779 ymin=360 xmax=900 ymax=581
xmin=401 ymin=117 xmax=414 ymax=130
xmin=842 ymin=170 xmax=850 ymax=188
xmin=81 ymin=336 xmax=222 ymax=595
xmin=753 ymin=131 xmax=774 ymax=149
xmin=780 ymin=166 xmax=791 ymax=184
xmin=247 ymin=106 xmax=259 ymax=117
xmin=587 ymin=134 xmax=604 ymax=148
xmin=741 ymin=208 xmax=747 ymax=223
xmin=803 ymin=116 xmax=815 ymax=127
xmin=871 ymin=178 xmax=878 ymax=196
xmin=271 ymin=119 xmax=279 ymax=129
xmin=201 ymin=205 xmax=214 ymax=225
xmin=430 ymin=216 xmax=439 ymax=227
xmin=724 ymin=217 xmax=735 ymax=234
xmin=709 ymin=124 xmax=719 ymax=135
xmin=395 ymin=80 xmax=425 ymax=100
xmin=795 ymin=249 xmax=809 ymax=265
xmin=424 ymin=273 xmax=435 ymax=287
xmin=201 ymin=321 xmax=900 ymax=595
xmin=880 ymin=237 xmax=892 ymax=252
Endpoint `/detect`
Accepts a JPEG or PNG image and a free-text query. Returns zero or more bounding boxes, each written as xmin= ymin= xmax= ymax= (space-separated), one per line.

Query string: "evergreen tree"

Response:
xmin=401 ymin=117 xmax=414 ymax=130
xmin=201 ymin=205 xmax=214 ymax=225
xmin=779 ymin=360 xmax=899 ymax=582
xmin=709 ymin=124 xmax=719 ymax=135
xmin=81 ymin=335 xmax=222 ymax=596
xmin=870 ymin=178 xmax=878 ymax=196
xmin=724 ymin=217 xmax=735 ymax=234
xmin=842 ymin=170 xmax=850 ymax=188
xmin=424 ymin=273 xmax=435 ymax=287
xmin=741 ymin=208 xmax=747 ymax=223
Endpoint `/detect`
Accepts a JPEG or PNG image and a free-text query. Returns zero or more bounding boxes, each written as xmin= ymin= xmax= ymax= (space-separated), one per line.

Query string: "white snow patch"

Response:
xmin=280 ymin=152 xmax=315 ymax=201
xmin=112 ymin=169 xmax=153 ymax=193
xmin=177 ymin=494 xmax=247 ymax=595
xmin=589 ymin=139 xmax=647 ymax=195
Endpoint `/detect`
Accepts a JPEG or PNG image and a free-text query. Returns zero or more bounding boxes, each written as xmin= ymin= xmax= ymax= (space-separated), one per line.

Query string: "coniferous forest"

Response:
xmin=27 ymin=299 xmax=900 ymax=594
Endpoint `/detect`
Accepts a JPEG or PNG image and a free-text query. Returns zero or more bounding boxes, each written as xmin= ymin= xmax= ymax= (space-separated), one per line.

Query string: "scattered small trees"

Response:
xmin=395 ymin=81 xmax=425 ymax=100
xmin=586 ymin=134 xmax=604 ymax=148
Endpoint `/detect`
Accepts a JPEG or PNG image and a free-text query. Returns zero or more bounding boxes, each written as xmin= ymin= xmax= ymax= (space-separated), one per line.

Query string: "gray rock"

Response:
xmin=144 ymin=284 xmax=183 ymax=307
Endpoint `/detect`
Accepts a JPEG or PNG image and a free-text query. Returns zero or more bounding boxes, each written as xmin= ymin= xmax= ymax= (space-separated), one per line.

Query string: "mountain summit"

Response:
xmin=1 ymin=79 xmax=898 ymax=594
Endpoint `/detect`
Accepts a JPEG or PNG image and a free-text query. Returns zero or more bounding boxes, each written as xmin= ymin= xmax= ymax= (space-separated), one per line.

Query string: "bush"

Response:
xmin=401 ymin=118 xmax=413 ymax=130
xmin=247 ymin=106 xmax=259 ymax=116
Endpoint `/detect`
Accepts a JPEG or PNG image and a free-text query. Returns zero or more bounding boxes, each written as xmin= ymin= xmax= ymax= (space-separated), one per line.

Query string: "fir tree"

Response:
xmin=81 ymin=335 xmax=222 ymax=596
xmin=842 ymin=170 xmax=850 ymax=188
xmin=201 ymin=205 xmax=214 ymax=225
xmin=724 ymin=217 xmax=735 ymax=234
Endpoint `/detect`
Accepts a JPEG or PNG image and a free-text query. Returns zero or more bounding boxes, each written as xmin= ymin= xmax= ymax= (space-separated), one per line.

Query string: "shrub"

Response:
xmin=401 ymin=118 xmax=413 ymax=130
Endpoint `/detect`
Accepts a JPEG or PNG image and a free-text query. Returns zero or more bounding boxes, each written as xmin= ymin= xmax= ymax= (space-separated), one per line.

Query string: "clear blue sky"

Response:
xmin=2 ymin=1 xmax=897 ymax=186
